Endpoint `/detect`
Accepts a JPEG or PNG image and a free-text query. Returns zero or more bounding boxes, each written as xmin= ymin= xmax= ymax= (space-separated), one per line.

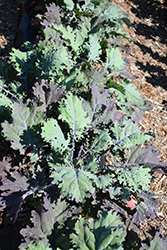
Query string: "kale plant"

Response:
xmin=0 ymin=0 xmax=166 ymax=249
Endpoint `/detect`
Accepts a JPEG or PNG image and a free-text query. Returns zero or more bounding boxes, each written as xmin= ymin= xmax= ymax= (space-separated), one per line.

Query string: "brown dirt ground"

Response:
xmin=112 ymin=0 xmax=167 ymax=238
xmin=0 ymin=0 xmax=20 ymax=58
xmin=0 ymin=0 xmax=167 ymax=240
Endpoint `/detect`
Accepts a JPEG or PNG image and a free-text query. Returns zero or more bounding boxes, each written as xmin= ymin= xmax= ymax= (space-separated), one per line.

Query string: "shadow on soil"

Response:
xmin=128 ymin=0 xmax=167 ymax=89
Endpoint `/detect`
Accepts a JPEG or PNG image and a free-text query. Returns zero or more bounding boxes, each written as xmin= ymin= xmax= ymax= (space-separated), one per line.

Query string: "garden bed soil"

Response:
xmin=0 ymin=0 xmax=167 ymax=240
xmin=113 ymin=0 xmax=167 ymax=238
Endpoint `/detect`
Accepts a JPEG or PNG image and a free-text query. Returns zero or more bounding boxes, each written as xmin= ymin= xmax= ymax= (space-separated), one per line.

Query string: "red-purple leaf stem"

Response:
xmin=0 ymin=86 xmax=17 ymax=100
xmin=71 ymin=99 xmax=76 ymax=164
xmin=104 ymin=56 xmax=121 ymax=71
xmin=107 ymin=70 xmax=126 ymax=77
xmin=97 ymin=132 xmax=136 ymax=160
xmin=77 ymin=99 xmax=97 ymax=160
xmin=115 ymin=101 xmax=136 ymax=107
xmin=114 ymin=163 xmax=140 ymax=168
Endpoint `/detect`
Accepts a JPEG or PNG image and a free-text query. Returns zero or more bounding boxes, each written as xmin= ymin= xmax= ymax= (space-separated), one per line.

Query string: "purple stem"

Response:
xmin=110 ymin=165 xmax=143 ymax=178
xmin=107 ymin=70 xmax=125 ymax=77
xmin=113 ymin=132 xmax=135 ymax=147
xmin=104 ymin=56 xmax=120 ymax=71
xmin=71 ymin=99 xmax=76 ymax=163
xmin=114 ymin=163 xmax=140 ymax=168
xmin=115 ymin=101 xmax=134 ymax=107
xmin=0 ymin=86 xmax=17 ymax=100
xmin=77 ymin=100 xmax=97 ymax=160
xmin=97 ymin=132 xmax=136 ymax=160
xmin=125 ymin=145 xmax=140 ymax=164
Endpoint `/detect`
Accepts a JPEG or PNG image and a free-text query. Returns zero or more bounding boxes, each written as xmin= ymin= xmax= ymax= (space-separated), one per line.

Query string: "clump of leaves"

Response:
xmin=0 ymin=0 xmax=166 ymax=249
xmin=3 ymin=0 xmax=132 ymax=89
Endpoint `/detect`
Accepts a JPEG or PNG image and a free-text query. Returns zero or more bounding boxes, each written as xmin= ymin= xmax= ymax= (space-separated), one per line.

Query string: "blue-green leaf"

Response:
xmin=71 ymin=210 xmax=124 ymax=250
xmin=112 ymin=120 xmax=152 ymax=150
xmin=91 ymin=131 xmax=110 ymax=154
xmin=51 ymin=166 xmax=95 ymax=202
xmin=42 ymin=118 xmax=70 ymax=153
xmin=22 ymin=241 xmax=52 ymax=250
xmin=64 ymin=0 xmax=74 ymax=10
xmin=85 ymin=34 xmax=101 ymax=62
xmin=117 ymin=165 xmax=151 ymax=192
xmin=59 ymin=93 xmax=91 ymax=140
xmin=103 ymin=48 xmax=125 ymax=71
xmin=2 ymin=101 xmax=44 ymax=155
